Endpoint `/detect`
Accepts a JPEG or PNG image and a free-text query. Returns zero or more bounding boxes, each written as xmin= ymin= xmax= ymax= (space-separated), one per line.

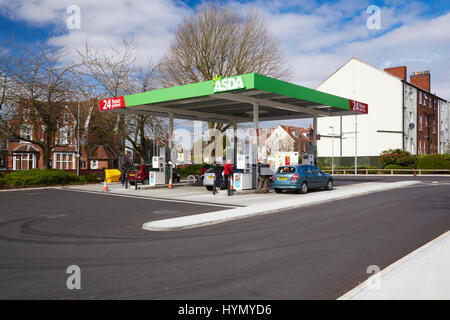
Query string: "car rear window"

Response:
xmin=277 ymin=166 xmax=295 ymax=174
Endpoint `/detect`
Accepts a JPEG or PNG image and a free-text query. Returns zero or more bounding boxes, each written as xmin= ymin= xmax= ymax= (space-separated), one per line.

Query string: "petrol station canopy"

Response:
xmin=99 ymin=73 xmax=368 ymax=122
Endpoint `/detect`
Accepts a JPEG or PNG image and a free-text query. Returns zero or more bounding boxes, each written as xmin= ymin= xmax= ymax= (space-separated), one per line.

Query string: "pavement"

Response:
xmin=340 ymin=230 xmax=450 ymax=300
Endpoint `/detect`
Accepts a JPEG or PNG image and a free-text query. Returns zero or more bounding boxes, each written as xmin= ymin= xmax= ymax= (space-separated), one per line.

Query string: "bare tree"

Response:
xmin=77 ymin=39 xmax=167 ymax=163
xmin=0 ymin=37 xmax=78 ymax=169
xmin=159 ymin=2 xmax=290 ymax=86
xmin=159 ymin=2 xmax=290 ymax=157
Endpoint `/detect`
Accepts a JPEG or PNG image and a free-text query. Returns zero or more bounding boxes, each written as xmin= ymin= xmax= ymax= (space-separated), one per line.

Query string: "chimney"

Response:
xmin=410 ymin=70 xmax=431 ymax=92
xmin=384 ymin=66 xmax=407 ymax=81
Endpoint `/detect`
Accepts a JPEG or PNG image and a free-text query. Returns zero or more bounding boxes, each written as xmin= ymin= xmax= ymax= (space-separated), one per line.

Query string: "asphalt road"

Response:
xmin=0 ymin=176 xmax=449 ymax=299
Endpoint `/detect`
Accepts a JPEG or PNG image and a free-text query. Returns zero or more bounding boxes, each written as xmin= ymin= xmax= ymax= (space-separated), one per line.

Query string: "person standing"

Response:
xmin=120 ymin=160 xmax=130 ymax=186
xmin=223 ymin=159 xmax=234 ymax=190
xmin=257 ymin=158 xmax=272 ymax=193
xmin=213 ymin=162 xmax=223 ymax=193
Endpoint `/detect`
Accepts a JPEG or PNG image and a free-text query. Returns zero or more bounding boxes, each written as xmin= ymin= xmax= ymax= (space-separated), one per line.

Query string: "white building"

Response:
xmin=316 ymin=57 xmax=449 ymax=160
xmin=439 ymin=99 xmax=450 ymax=154
xmin=317 ymin=58 xmax=403 ymax=158
xmin=403 ymin=83 xmax=418 ymax=154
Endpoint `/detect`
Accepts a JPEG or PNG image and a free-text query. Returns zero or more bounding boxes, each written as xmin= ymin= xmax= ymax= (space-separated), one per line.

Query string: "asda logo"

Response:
xmin=213 ymin=75 xmax=245 ymax=93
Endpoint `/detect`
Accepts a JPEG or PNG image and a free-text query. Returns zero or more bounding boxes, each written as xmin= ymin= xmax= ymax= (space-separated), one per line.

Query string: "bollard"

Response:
xmin=125 ymin=171 xmax=128 ymax=189
xmin=212 ymin=177 xmax=216 ymax=195
xmin=227 ymin=175 xmax=231 ymax=196
xmin=135 ymin=172 xmax=138 ymax=190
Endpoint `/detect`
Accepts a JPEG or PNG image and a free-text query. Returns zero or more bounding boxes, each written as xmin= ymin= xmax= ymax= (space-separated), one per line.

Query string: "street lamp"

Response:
xmin=329 ymin=126 xmax=334 ymax=175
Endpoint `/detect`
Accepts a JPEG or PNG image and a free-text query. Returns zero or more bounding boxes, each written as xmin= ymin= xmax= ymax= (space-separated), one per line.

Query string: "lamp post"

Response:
xmin=329 ymin=126 xmax=334 ymax=175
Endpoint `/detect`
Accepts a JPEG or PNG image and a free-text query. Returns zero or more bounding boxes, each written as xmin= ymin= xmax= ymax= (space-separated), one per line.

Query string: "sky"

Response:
xmin=1 ymin=0 xmax=450 ymax=131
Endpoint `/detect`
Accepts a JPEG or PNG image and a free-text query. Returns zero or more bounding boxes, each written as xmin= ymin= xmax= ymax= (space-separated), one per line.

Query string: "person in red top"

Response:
xmin=223 ymin=159 xmax=234 ymax=189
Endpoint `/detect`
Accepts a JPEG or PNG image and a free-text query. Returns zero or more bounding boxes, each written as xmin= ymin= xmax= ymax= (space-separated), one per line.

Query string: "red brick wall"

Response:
xmin=411 ymin=72 xmax=431 ymax=92
xmin=417 ymin=90 xmax=438 ymax=154
xmin=384 ymin=66 xmax=407 ymax=80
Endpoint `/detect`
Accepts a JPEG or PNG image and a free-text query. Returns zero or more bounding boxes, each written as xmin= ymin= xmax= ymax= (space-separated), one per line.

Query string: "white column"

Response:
xmin=253 ymin=103 xmax=259 ymax=164
xmin=313 ymin=114 xmax=318 ymax=166
xmin=168 ymin=112 xmax=174 ymax=186
xmin=169 ymin=112 xmax=174 ymax=160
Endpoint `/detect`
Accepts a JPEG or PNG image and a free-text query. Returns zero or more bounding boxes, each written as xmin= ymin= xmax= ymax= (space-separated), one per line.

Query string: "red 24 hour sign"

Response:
xmin=349 ymin=100 xmax=368 ymax=114
xmin=99 ymin=96 xmax=125 ymax=111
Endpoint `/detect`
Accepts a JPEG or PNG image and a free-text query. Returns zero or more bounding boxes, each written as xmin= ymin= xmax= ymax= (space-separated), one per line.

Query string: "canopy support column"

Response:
xmin=233 ymin=121 xmax=237 ymax=166
xmin=313 ymin=113 xmax=318 ymax=166
xmin=168 ymin=112 xmax=174 ymax=188
xmin=252 ymin=103 xmax=259 ymax=189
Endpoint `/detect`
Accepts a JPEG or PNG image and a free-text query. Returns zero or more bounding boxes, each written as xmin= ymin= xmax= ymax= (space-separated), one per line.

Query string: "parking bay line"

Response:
xmin=58 ymin=187 xmax=241 ymax=209
xmin=143 ymin=181 xmax=421 ymax=231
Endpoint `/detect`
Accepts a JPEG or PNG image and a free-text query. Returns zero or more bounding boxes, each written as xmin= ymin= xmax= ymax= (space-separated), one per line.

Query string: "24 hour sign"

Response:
xmin=99 ymin=96 xmax=125 ymax=111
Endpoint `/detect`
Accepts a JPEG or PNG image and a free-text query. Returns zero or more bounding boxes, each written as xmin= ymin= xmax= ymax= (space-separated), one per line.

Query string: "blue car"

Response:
xmin=272 ymin=164 xmax=334 ymax=194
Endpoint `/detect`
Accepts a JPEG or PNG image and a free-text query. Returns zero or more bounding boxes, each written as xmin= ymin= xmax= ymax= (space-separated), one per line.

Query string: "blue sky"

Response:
xmin=1 ymin=0 xmax=450 ymax=130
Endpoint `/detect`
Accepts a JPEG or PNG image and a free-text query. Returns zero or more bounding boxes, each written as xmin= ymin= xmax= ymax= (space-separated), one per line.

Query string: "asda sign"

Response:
xmin=213 ymin=75 xmax=245 ymax=93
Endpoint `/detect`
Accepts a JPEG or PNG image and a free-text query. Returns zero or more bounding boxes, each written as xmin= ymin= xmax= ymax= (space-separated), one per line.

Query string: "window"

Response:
xmin=59 ymin=126 xmax=72 ymax=145
xmin=12 ymin=153 xmax=35 ymax=170
xmin=54 ymin=153 xmax=76 ymax=170
xmin=277 ymin=166 xmax=295 ymax=174
xmin=418 ymin=115 xmax=422 ymax=131
xmin=90 ymin=160 xmax=98 ymax=169
xmin=0 ymin=139 xmax=7 ymax=150
xmin=20 ymin=124 xmax=33 ymax=143
xmin=23 ymin=109 xmax=30 ymax=121
xmin=419 ymin=92 xmax=422 ymax=105
xmin=433 ymin=120 xmax=436 ymax=134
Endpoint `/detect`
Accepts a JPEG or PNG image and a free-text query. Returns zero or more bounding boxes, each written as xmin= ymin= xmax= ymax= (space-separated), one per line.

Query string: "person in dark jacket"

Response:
xmin=213 ymin=162 xmax=223 ymax=193
xmin=120 ymin=160 xmax=131 ymax=185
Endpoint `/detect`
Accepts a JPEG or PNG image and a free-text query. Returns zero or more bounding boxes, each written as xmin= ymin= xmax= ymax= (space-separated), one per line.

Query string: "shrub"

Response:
xmin=416 ymin=154 xmax=450 ymax=169
xmin=1 ymin=169 xmax=81 ymax=187
xmin=379 ymin=149 xmax=416 ymax=168
xmin=80 ymin=174 xmax=97 ymax=183
xmin=175 ymin=164 xmax=204 ymax=177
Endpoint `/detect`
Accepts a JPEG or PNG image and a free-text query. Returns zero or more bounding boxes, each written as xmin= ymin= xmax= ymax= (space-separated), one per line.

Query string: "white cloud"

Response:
xmin=0 ymin=0 xmax=449 ymax=100
xmin=0 ymin=0 xmax=192 ymax=64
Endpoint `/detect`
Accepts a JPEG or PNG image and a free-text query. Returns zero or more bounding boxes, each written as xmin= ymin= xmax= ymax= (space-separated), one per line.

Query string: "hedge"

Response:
xmin=175 ymin=164 xmax=205 ymax=177
xmin=0 ymin=169 xmax=98 ymax=188
xmin=416 ymin=154 xmax=450 ymax=169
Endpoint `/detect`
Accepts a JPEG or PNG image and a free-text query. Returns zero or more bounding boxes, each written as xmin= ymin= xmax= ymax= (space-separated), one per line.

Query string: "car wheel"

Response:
xmin=143 ymin=178 xmax=149 ymax=185
xmin=274 ymin=188 xmax=283 ymax=193
xmin=299 ymin=182 xmax=308 ymax=194
xmin=206 ymin=186 xmax=213 ymax=191
xmin=325 ymin=179 xmax=333 ymax=190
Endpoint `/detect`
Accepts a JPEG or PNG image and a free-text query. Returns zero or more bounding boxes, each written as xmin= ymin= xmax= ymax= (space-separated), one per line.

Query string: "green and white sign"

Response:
xmin=213 ymin=75 xmax=245 ymax=93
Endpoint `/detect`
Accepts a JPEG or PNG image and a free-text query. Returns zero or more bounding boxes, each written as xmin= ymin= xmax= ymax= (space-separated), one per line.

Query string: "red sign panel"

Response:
xmin=349 ymin=100 xmax=368 ymax=114
xmin=99 ymin=96 xmax=125 ymax=111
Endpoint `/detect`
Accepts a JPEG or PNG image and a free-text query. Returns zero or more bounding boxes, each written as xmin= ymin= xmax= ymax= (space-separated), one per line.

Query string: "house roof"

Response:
xmin=12 ymin=144 xmax=40 ymax=153
xmin=318 ymin=57 xmax=448 ymax=102
xmin=267 ymin=125 xmax=312 ymax=143
xmin=89 ymin=145 xmax=117 ymax=160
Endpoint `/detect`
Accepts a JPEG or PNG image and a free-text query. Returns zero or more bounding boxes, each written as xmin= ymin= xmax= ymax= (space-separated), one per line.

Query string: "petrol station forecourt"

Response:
xmin=100 ymin=72 xmax=369 ymax=190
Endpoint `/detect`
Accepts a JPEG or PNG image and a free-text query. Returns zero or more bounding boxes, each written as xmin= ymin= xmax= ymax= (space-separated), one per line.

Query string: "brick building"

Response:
xmin=0 ymin=103 xmax=119 ymax=171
